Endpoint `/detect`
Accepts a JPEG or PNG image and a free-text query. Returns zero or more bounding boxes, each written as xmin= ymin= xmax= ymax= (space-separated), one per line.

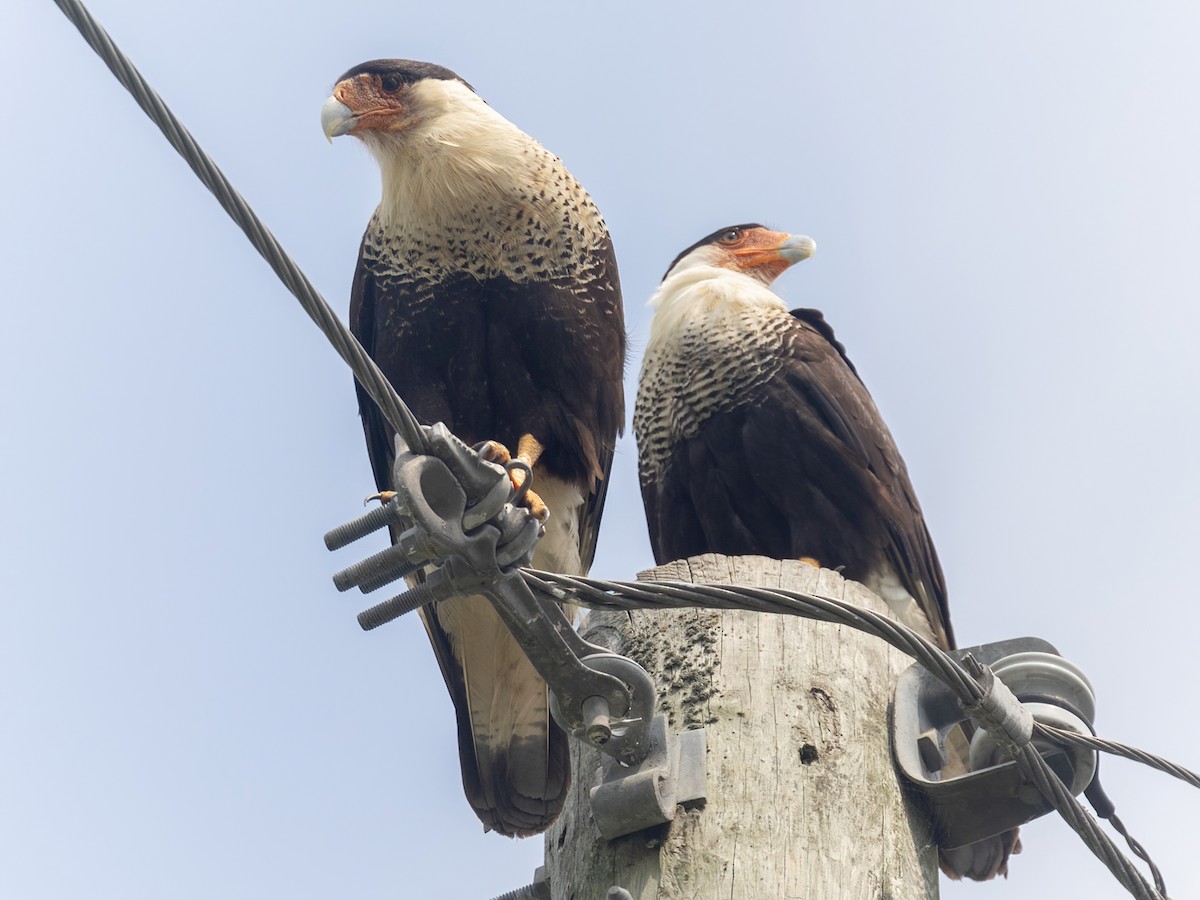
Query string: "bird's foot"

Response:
xmin=515 ymin=483 xmax=548 ymax=522
xmin=514 ymin=434 xmax=545 ymax=470
xmin=475 ymin=434 xmax=546 ymax=469
xmin=364 ymin=490 xmax=398 ymax=506
xmin=476 ymin=440 xmax=511 ymax=466
xmin=798 ymin=556 xmax=821 ymax=569
xmin=477 ymin=438 xmax=549 ymax=522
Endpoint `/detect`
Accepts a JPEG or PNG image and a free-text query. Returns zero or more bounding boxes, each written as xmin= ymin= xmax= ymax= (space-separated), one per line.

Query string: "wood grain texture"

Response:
xmin=544 ymin=554 xmax=939 ymax=899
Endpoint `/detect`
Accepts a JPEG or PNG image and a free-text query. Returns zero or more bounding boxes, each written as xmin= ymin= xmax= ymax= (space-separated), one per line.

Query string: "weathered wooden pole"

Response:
xmin=544 ymin=554 xmax=939 ymax=899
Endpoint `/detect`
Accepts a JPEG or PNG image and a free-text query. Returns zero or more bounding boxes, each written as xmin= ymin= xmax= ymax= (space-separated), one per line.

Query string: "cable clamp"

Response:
xmin=961 ymin=654 xmax=1034 ymax=757
xmin=588 ymin=715 xmax=708 ymax=840
xmin=324 ymin=423 xmax=667 ymax=770
xmin=893 ymin=637 xmax=1099 ymax=849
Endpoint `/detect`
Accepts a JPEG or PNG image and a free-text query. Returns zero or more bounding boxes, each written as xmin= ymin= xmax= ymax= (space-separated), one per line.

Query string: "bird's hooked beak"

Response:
xmin=321 ymin=95 xmax=357 ymax=142
xmin=729 ymin=231 xmax=816 ymax=284
xmin=322 ymin=75 xmax=410 ymax=143
xmin=778 ymin=234 xmax=817 ymax=265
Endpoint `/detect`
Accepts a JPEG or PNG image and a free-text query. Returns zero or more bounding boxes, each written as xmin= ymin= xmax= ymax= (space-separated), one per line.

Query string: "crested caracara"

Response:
xmin=323 ymin=59 xmax=625 ymax=838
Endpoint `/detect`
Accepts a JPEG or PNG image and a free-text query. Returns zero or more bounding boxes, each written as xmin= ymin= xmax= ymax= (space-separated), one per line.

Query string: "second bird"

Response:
xmin=634 ymin=224 xmax=1021 ymax=879
xmin=322 ymin=60 xmax=626 ymax=837
xmin=635 ymin=225 xmax=952 ymax=649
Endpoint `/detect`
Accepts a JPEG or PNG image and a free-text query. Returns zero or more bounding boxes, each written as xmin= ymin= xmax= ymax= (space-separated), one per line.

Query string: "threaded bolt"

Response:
xmin=358 ymin=581 xmax=440 ymax=631
xmin=323 ymin=498 xmax=405 ymax=551
xmin=332 ymin=541 xmax=419 ymax=593
xmin=357 ymin=558 xmax=423 ymax=594
xmin=488 ymin=886 xmax=539 ymax=900
xmin=582 ymin=695 xmax=613 ymax=746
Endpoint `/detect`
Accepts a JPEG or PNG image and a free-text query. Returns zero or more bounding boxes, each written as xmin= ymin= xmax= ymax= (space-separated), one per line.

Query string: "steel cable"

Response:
xmin=50 ymin=0 xmax=428 ymax=454
xmin=1036 ymin=725 xmax=1200 ymax=791
xmin=49 ymin=0 xmax=1179 ymax=894
xmin=523 ymin=570 xmax=1166 ymax=899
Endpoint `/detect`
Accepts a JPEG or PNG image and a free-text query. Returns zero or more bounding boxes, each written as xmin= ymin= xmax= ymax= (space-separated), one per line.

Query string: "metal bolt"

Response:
xmin=487 ymin=886 xmax=538 ymax=900
xmin=332 ymin=537 xmax=427 ymax=593
xmin=356 ymin=558 xmax=423 ymax=594
xmin=357 ymin=580 xmax=443 ymax=631
xmin=583 ymin=695 xmax=613 ymax=746
xmin=488 ymin=867 xmax=550 ymax=900
xmin=323 ymin=498 xmax=405 ymax=550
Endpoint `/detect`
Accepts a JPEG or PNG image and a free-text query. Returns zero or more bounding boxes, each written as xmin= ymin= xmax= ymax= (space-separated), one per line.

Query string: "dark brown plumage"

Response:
xmin=636 ymin=224 xmax=1028 ymax=879
xmin=324 ymin=59 xmax=625 ymax=836
xmin=636 ymin=224 xmax=951 ymax=647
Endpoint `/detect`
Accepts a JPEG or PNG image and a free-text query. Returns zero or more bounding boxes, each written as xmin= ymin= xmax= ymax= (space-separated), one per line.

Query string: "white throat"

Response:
xmin=647 ymin=251 xmax=789 ymax=350
xmin=362 ymin=79 xmax=541 ymax=230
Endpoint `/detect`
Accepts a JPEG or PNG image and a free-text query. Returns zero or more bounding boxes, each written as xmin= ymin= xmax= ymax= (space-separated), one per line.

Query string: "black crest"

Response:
xmin=662 ymin=223 xmax=767 ymax=281
xmin=335 ymin=59 xmax=475 ymax=93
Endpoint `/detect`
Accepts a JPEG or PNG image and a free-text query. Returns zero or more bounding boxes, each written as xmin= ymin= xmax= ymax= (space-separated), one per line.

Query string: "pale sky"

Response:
xmin=3 ymin=2 xmax=1199 ymax=897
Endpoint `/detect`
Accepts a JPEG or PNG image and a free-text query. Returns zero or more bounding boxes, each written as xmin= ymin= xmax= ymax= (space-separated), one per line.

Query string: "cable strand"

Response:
xmin=48 ymin=1 xmax=1179 ymax=894
xmin=50 ymin=0 xmax=428 ymax=454
xmin=523 ymin=570 xmax=1168 ymax=899
xmin=1036 ymin=725 xmax=1200 ymax=791
xmin=1109 ymin=814 xmax=1168 ymax=897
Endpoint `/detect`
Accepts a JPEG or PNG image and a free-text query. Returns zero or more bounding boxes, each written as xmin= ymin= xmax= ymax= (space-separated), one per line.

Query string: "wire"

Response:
xmin=47 ymin=1 xmax=1179 ymax=895
xmin=49 ymin=0 xmax=428 ymax=455
xmin=1109 ymin=814 xmax=1168 ymax=898
xmin=1037 ymin=725 xmax=1200 ymax=791
xmin=523 ymin=570 xmax=1167 ymax=900
xmin=525 ymin=570 xmax=982 ymax=701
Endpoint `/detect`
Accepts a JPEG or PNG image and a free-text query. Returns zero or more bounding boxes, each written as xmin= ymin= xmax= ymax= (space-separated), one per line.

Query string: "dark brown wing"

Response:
xmin=564 ymin=234 xmax=625 ymax=573
xmin=351 ymin=235 xmax=624 ymax=487
xmin=642 ymin=307 xmax=952 ymax=649
xmin=348 ymin=232 xmax=623 ymax=835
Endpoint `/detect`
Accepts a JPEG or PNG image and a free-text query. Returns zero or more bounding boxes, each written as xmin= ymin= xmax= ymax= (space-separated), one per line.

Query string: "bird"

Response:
xmin=635 ymin=223 xmax=951 ymax=646
xmin=321 ymin=59 xmax=625 ymax=837
xmin=634 ymin=224 xmax=1018 ymax=879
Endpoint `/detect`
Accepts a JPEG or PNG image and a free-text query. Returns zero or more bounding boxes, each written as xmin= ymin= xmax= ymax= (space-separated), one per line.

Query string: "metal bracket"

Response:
xmin=589 ymin=715 xmax=708 ymax=840
xmin=324 ymin=422 xmax=661 ymax=766
xmin=893 ymin=636 xmax=1098 ymax=849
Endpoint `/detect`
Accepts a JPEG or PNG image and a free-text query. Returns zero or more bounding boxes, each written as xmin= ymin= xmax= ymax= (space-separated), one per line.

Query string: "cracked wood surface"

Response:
xmin=544 ymin=554 xmax=938 ymax=899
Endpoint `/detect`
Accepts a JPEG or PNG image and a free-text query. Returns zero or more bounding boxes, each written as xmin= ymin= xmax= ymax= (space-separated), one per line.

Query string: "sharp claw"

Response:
xmin=476 ymin=436 xmax=547 ymax=520
xmin=476 ymin=440 xmax=511 ymax=466
xmin=523 ymin=488 xmax=549 ymax=523
xmin=364 ymin=490 xmax=398 ymax=506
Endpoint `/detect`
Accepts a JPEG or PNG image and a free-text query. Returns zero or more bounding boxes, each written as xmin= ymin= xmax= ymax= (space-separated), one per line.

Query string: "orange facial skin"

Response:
xmin=724 ymin=227 xmax=798 ymax=282
xmin=333 ymin=74 xmax=409 ymax=135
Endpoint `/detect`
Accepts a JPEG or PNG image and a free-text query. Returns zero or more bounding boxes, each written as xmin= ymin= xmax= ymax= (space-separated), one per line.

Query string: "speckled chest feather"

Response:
xmin=635 ymin=304 xmax=796 ymax=484
xmin=364 ymin=140 xmax=608 ymax=283
xmin=350 ymin=125 xmax=625 ymax=492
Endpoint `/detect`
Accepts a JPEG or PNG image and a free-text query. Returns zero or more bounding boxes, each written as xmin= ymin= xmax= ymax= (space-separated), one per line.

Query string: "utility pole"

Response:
xmin=544 ymin=554 xmax=939 ymax=899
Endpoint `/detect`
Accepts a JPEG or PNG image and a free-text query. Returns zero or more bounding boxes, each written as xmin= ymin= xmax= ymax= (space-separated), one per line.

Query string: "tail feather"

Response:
xmin=412 ymin=471 xmax=588 ymax=836
xmin=937 ymin=723 xmax=1022 ymax=880
xmin=423 ymin=594 xmax=569 ymax=836
xmin=940 ymin=830 xmax=1022 ymax=881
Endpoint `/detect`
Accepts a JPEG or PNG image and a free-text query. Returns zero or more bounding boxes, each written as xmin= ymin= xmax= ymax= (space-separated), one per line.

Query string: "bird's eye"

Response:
xmin=719 ymin=228 xmax=742 ymax=245
xmin=380 ymin=74 xmax=403 ymax=93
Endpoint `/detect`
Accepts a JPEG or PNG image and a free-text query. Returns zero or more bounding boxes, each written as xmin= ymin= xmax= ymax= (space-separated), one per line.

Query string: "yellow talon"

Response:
xmin=476 ymin=435 xmax=549 ymax=521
